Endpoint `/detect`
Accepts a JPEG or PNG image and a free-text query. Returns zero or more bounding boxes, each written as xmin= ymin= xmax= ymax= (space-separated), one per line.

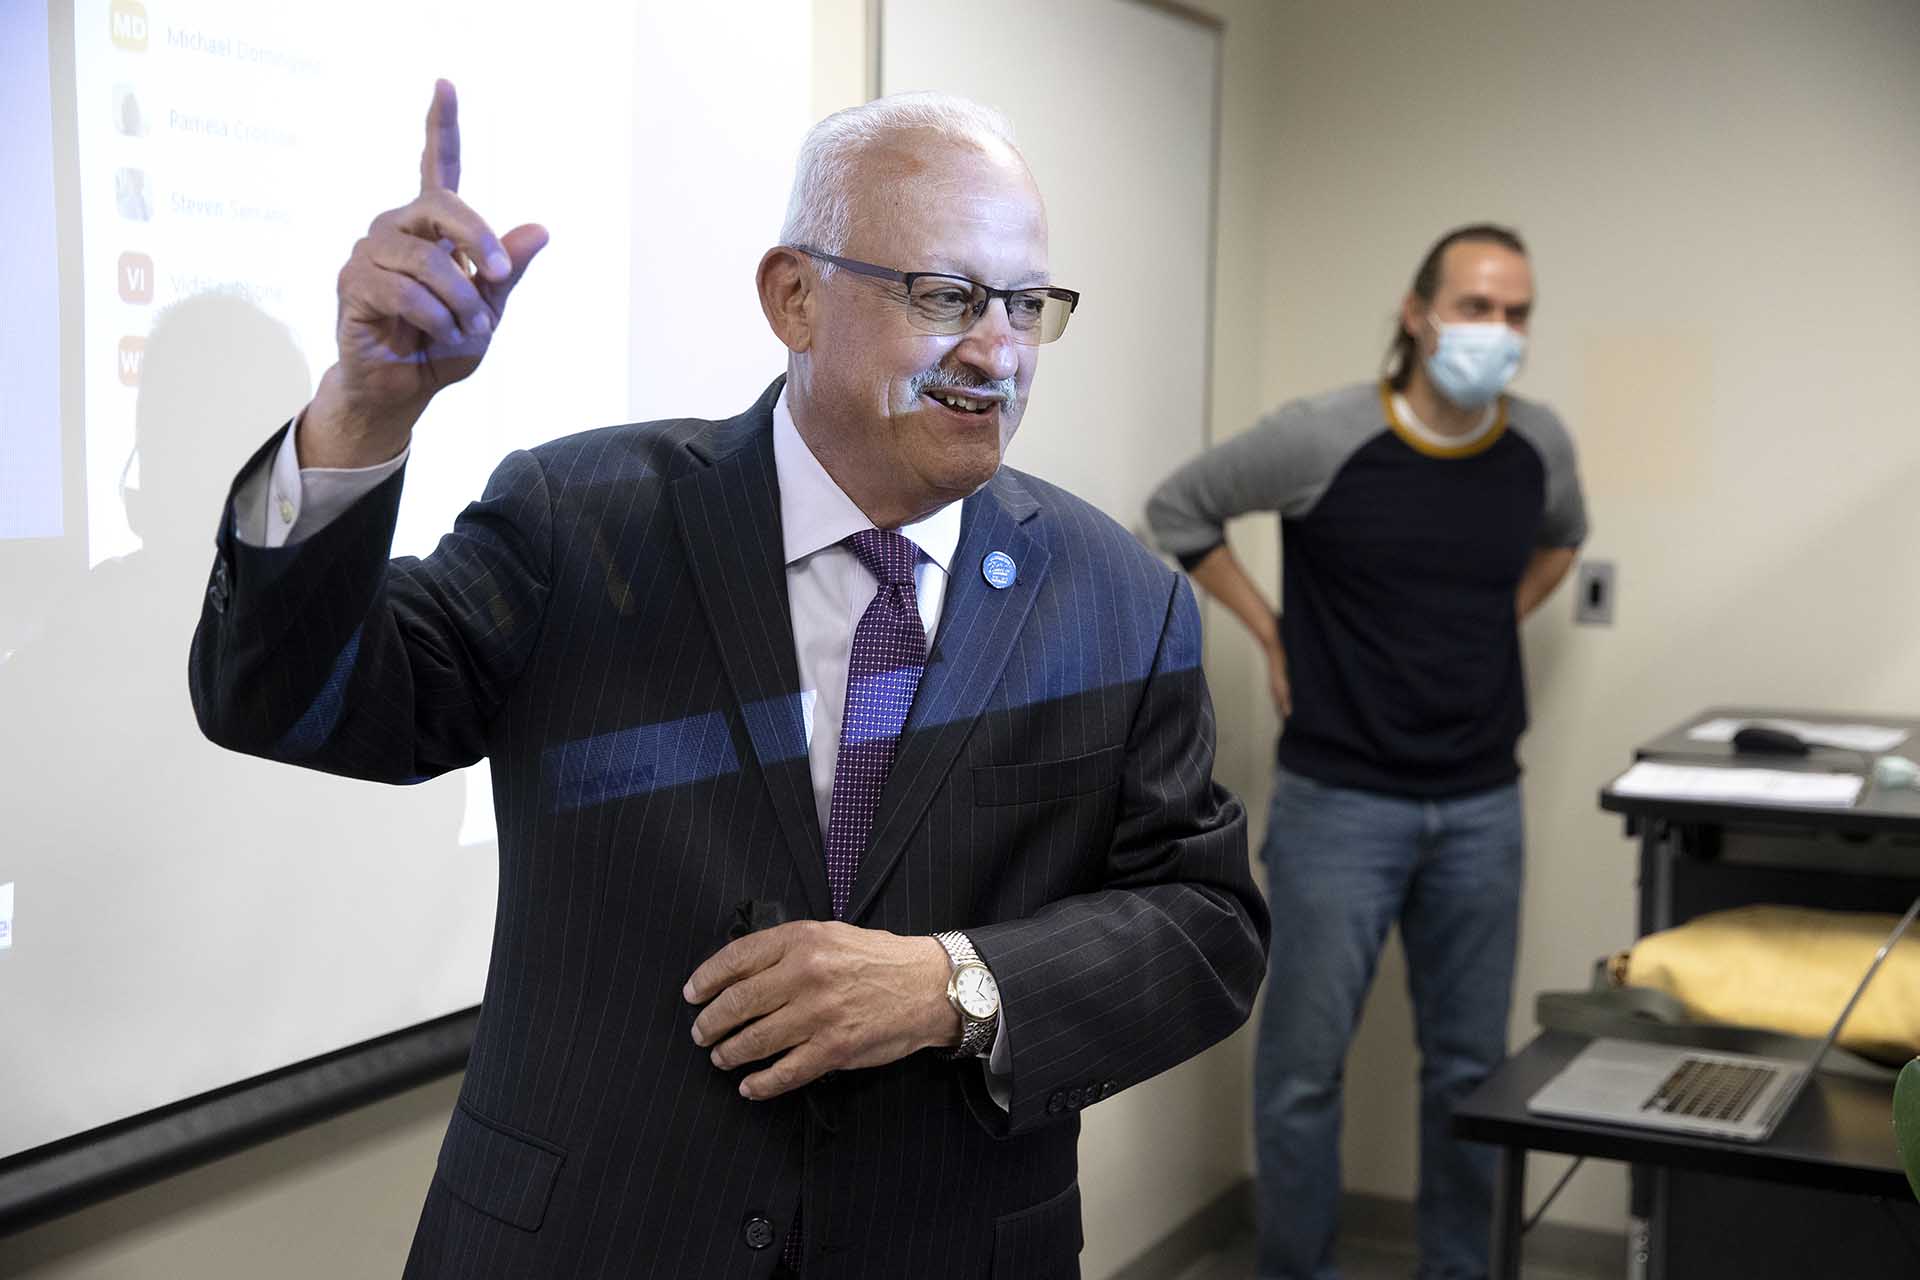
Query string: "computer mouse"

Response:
xmin=1731 ymin=725 xmax=1810 ymax=756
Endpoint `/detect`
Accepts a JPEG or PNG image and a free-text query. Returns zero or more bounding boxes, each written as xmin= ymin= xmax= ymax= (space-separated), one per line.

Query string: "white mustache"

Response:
xmin=910 ymin=366 xmax=1018 ymax=406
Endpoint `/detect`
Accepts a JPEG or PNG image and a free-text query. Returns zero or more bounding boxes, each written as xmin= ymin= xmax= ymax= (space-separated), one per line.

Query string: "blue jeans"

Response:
xmin=1254 ymin=766 xmax=1523 ymax=1280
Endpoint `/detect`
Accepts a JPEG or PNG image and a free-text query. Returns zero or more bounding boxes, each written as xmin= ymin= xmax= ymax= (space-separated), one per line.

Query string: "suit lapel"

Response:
xmin=844 ymin=472 xmax=1049 ymax=924
xmin=671 ymin=380 xmax=831 ymax=920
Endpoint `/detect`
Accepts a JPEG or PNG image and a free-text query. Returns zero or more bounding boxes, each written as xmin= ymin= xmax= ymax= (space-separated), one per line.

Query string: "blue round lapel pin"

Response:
xmin=981 ymin=551 xmax=1017 ymax=589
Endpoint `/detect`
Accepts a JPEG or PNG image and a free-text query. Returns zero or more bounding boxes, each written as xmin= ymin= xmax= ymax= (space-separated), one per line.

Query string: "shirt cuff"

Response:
xmin=231 ymin=413 xmax=410 ymax=548
xmin=982 ymin=1012 xmax=1011 ymax=1112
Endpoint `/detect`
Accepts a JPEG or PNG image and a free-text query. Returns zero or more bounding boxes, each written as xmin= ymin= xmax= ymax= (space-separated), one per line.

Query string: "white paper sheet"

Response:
xmin=1610 ymin=761 xmax=1864 ymax=808
xmin=1686 ymin=717 xmax=1910 ymax=754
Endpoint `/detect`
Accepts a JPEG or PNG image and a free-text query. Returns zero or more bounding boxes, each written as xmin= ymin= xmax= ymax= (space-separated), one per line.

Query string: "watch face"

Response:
xmin=955 ymin=965 xmax=999 ymax=1020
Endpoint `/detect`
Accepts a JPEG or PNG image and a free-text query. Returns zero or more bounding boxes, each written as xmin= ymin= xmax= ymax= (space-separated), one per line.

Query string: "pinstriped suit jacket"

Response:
xmin=190 ymin=377 xmax=1268 ymax=1279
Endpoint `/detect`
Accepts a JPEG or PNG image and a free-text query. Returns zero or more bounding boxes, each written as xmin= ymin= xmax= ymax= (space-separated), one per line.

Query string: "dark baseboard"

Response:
xmin=1107 ymin=1179 xmax=1254 ymax=1280
xmin=0 ymin=1009 xmax=476 ymax=1235
xmin=1343 ymin=1190 xmax=1625 ymax=1274
xmin=1110 ymin=1179 xmax=1627 ymax=1279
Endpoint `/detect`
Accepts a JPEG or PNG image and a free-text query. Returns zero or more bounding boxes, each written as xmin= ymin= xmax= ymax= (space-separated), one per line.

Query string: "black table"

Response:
xmin=1606 ymin=709 xmax=1920 ymax=898
xmin=1457 ymin=1033 xmax=1915 ymax=1279
xmin=1593 ymin=708 xmax=1920 ymax=1276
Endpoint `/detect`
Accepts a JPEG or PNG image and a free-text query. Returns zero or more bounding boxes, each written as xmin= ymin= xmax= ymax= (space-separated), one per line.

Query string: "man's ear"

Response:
xmin=1397 ymin=293 xmax=1428 ymax=345
xmin=757 ymin=247 xmax=814 ymax=353
xmin=1399 ymin=291 xmax=1428 ymax=352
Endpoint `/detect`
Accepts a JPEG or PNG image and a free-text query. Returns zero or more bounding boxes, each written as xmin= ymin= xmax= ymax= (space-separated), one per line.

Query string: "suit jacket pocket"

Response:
xmin=993 ymin=1181 xmax=1083 ymax=1278
xmin=974 ymin=746 xmax=1123 ymax=807
xmin=435 ymin=1100 xmax=566 ymax=1232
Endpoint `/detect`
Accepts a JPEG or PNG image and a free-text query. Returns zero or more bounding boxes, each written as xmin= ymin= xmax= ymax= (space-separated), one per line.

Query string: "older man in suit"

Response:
xmin=191 ymin=82 xmax=1267 ymax=1279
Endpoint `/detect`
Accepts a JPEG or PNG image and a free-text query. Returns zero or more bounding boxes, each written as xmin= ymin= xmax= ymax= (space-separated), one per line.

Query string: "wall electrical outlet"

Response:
xmin=1575 ymin=560 xmax=1615 ymax=625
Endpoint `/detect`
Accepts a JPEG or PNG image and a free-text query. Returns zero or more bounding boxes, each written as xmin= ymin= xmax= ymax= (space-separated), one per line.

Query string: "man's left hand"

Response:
xmin=685 ymin=922 xmax=962 ymax=1100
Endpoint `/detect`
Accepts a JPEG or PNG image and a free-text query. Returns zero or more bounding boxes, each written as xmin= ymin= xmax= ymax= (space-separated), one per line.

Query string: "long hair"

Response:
xmin=1383 ymin=224 xmax=1527 ymax=391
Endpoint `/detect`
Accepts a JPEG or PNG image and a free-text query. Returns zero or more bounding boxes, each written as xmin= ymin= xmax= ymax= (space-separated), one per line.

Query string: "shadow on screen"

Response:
xmin=0 ymin=292 xmax=477 ymax=1164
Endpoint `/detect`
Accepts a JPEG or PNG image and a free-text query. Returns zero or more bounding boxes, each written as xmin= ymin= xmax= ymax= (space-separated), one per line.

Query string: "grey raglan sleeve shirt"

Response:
xmin=1144 ymin=387 xmax=1379 ymax=568
xmin=1507 ymin=402 xmax=1589 ymax=548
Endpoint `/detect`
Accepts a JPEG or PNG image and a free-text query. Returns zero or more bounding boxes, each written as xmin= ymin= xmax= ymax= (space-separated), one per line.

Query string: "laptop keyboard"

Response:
xmin=1643 ymin=1057 xmax=1780 ymax=1123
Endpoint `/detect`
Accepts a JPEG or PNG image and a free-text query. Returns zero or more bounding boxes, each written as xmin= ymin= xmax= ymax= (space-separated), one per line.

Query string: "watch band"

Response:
xmin=934 ymin=930 xmax=998 ymax=1058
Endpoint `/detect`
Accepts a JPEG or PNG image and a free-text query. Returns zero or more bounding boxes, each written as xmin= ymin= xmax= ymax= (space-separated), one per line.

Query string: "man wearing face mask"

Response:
xmin=190 ymin=82 xmax=1268 ymax=1279
xmin=1146 ymin=224 xmax=1586 ymax=1280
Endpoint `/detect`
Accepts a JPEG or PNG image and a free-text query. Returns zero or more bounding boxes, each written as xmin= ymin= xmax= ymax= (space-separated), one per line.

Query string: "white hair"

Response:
xmin=779 ymin=92 xmax=1023 ymax=268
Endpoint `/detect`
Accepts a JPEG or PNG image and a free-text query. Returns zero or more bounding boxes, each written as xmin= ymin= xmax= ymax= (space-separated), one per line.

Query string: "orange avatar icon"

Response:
xmin=117 ymin=336 xmax=146 ymax=386
xmin=118 ymin=252 xmax=155 ymax=304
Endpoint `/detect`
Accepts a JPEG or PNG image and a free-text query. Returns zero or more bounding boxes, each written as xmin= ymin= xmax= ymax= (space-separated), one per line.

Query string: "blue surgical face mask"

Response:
xmin=1423 ymin=317 xmax=1526 ymax=409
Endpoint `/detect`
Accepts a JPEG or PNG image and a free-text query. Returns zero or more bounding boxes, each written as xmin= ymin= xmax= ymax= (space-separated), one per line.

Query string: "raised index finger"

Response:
xmin=420 ymin=79 xmax=460 ymax=193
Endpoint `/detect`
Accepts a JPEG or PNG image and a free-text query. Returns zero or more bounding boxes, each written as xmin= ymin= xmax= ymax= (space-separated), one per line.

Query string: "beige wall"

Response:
xmin=1067 ymin=6 xmax=1287 ymax=1274
xmin=1211 ymin=0 xmax=1920 ymax=1235
xmin=0 ymin=1077 xmax=461 ymax=1277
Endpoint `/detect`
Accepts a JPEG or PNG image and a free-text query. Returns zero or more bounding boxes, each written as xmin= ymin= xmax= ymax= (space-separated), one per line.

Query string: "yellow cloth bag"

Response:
xmin=1622 ymin=904 xmax=1920 ymax=1064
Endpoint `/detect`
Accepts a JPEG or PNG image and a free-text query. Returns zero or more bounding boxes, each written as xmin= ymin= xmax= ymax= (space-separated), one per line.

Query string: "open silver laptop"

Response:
xmin=1527 ymin=895 xmax=1920 ymax=1142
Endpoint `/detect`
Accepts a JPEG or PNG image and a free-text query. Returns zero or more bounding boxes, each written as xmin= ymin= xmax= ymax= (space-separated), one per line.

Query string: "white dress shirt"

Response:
xmin=233 ymin=418 xmax=408 ymax=549
xmin=769 ymin=392 xmax=961 ymax=836
xmin=236 ymin=389 xmax=1011 ymax=1094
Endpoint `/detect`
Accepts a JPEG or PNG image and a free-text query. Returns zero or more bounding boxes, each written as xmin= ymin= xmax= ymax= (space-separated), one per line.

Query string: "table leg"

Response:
xmin=1490 ymin=1145 xmax=1524 ymax=1280
xmin=1638 ymin=823 xmax=1674 ymax=936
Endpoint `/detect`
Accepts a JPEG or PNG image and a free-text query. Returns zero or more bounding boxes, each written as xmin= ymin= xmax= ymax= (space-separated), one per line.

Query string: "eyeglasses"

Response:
xmin=790 ymin=246 xmax=1080 ymax=345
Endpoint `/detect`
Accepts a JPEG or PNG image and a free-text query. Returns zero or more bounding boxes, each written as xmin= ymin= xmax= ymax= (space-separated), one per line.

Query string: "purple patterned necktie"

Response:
xmin=822 ymin=528 xmax=928 ymax=920
xmin=784 ymin=530 xmax=927 ymax=1272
